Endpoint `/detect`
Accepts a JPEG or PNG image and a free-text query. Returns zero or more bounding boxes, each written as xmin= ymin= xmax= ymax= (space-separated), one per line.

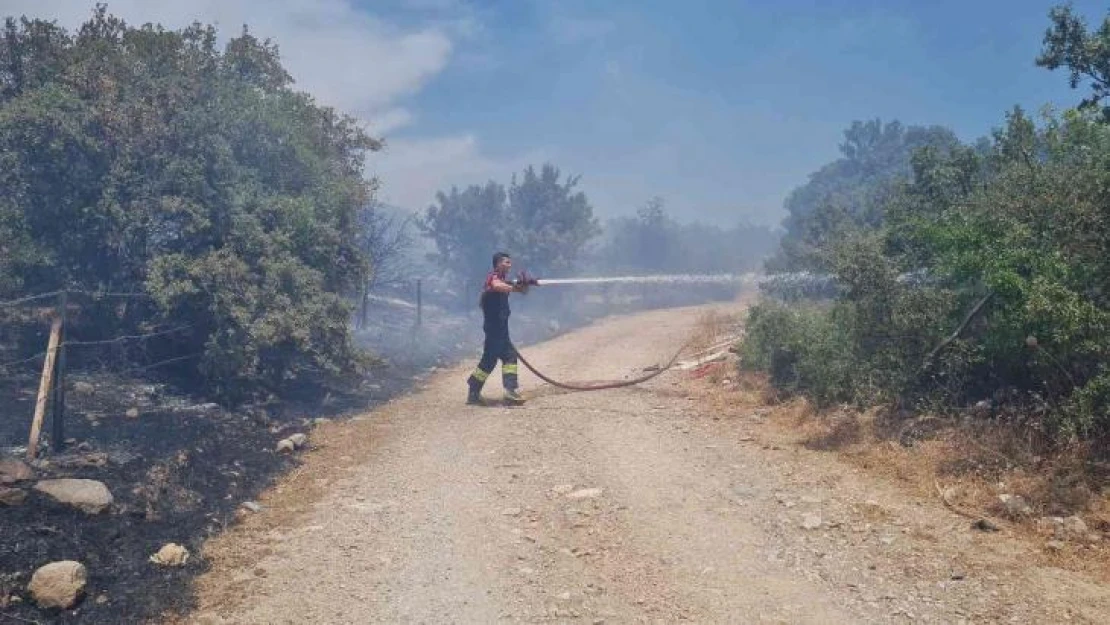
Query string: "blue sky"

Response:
xmin=378 ymin=0 xmax=1107 ymax=226
xmin=5 ymin=1 xmax=1108 ymax=226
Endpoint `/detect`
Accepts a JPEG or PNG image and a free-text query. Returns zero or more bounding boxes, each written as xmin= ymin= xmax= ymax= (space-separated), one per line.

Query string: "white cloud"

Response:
xmin=367 ymin=108 xmax=416 ymax=135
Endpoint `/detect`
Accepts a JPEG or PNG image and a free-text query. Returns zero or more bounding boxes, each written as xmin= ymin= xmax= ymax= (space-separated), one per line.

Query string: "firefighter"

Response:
xmin=467 ymin=252 xmax=533 ymax=405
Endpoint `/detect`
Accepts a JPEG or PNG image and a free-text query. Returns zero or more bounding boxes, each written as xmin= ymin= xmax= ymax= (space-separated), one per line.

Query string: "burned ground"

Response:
xmin=0 ymin=363 xmax=421 ymax=624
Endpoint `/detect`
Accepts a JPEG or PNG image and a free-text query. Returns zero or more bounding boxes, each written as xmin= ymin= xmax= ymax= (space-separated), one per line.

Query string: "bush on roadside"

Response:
xmin=0 ymin=8 xmax=381 ymax=401
xmin=744 ymin=105 xmax=1110 ymax=442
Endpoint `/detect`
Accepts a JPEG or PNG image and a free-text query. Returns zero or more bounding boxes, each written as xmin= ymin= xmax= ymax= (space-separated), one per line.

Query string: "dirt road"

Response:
xmin=188 ymin=305 xmax=1110 ymax=624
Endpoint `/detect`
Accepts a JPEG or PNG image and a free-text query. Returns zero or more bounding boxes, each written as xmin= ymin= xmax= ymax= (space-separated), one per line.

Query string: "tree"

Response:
xmin=420 ymin=181 xmax=507 ymax=305
xmin=355 ymin=201 xmax=414 ymax=327
xmin=422 ymin=164 xmax=601 ymax=294
xmin=506 ymin=164 xmax=600 ymax=276
xmin=0 ymin=7 xmax=381 ymax=401
xmin=1037 ymin=4 xmax=1110 ymax=116
xmin=769 ymin=120 xmax=960 ymax=271
xmin=603 ymin=197 xmax=680 ymax=273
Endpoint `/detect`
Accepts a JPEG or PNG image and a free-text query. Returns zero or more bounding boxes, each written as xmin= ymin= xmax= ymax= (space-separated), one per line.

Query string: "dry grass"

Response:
xmin=685 ymin=308 xmax=1110 ymax=580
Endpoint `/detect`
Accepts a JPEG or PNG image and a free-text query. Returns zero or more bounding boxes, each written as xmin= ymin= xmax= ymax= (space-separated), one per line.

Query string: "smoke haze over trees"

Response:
xmin=420 ymin=172 xmax=782 ymax=302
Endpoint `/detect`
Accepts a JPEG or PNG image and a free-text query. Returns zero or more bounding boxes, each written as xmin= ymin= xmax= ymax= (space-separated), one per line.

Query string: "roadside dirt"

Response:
xmin=186 ymin=304 xmax=1110 ymax=624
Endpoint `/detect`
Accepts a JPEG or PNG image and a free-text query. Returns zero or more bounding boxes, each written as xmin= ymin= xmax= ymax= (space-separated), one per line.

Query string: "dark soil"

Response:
xmin=0 ymin=362 xmax=416 ymax=624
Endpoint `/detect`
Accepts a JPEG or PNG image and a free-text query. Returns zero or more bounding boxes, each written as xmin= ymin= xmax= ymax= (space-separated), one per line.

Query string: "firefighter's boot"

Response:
xmin=503 ymin=388 xmax=525 ymax=405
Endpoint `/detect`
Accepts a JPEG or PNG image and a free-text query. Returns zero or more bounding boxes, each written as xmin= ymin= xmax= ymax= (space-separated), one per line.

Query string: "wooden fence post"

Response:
xmin=27 ymin=316 xmax=63 ymax=461
xmin=51 ymin=291 xmax=68 ymax=452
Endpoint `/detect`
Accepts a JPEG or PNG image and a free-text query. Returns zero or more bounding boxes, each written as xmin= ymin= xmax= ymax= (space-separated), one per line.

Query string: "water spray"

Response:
xmin=534 ymin=273 xmax=758 ymax=286
xmin=525 ymin=271 xmax=837 ymax=292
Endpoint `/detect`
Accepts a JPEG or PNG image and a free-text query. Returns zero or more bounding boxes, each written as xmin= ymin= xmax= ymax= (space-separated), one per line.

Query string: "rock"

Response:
xmin=1056 ymin=515 xmax=1089 ymax=541
xmin=0 ymin=458 xmax=33 ymax=484
xmin=0 ymin=486 xmax=27 ymax=506
xmin=801 ymin=514 xmax=823 ymax=530
xmin=1046 ymin=539 xmax=1066 ymax=552
xmin=34 ymin=479 xmax=113 ymax=514
xmin=998 ymin=494 xmax=1033 ymax=517
xmin=276 ymin=439 xmax=296 ymax=453
xmin=501 ymin=507 xmax=522 ymax=517
xmin=551 ymin=484 xmax=575 ymax=495
xmin=557 ymin=591 xmax=572 ymax=601
xmin=288 ymin=433 xmax=308 ymax=449
xmin=150 ymin=543 xmax=190 ymax=567
xmin=28 ymin=561 xmax=87 ymax=609
xmin=125 ymin=407 xmax=140 ymax=419
xmin=566 ymin=487 xmax=603 ymax=500
xmin=241 ymin=501 xmax=263 ymax=513
xmin=971 ymin=518 xmax=999 ymax=532
xmin=72 ymin=381 xmax=95 ymax=395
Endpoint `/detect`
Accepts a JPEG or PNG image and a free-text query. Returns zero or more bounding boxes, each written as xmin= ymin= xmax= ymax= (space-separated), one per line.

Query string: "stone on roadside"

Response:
xmin=276 ymin=439 xmax=296 ymax=454
xmin=0 ymin=486 xmax=27 ymax=506
xmin=34 ymin=479 xmax=113 ymax=514
xmin=125 ymin=407 xmax=140 ymax=419
xmin=0 ymin=457 xmax=33 ymax=484
xmin=28 ymin=561 xmax=87 ymax=609
xmin=998 ymin=494 xmax=1033 ymax=518
xmin=566 ymin=487 xmax=603 ymax=500
xmin=150 ymin=543 xmax=190 ymax=567
xmin=1055 ymin=515 xmax=1089 ymax=541
xmin=241 ymin=501 xmax=263 ymax=513
xmin=801 ymin=514 xmax=823 ymax=530
xmin=288 ymin=433 xmax=308 ymax=449
xmin=1045 ymin=539 xmax=1066 ymax=552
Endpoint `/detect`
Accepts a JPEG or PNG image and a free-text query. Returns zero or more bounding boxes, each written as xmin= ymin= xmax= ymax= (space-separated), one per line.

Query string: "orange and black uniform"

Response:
xmin=467 ymin=270 xmax=519 ymax=393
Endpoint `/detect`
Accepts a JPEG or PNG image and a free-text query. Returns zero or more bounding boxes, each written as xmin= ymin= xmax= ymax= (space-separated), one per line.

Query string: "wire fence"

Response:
xmin=0 ymin=289 xmax=202 ymax=459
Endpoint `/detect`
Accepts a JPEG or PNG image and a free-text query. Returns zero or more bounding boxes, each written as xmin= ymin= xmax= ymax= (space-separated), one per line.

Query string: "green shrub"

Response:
xmin=0 ymin=9 xmax=380 ymax=401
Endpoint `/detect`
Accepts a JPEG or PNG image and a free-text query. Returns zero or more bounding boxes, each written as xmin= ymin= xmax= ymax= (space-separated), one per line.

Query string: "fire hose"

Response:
xmin=509 ymin=339 xmax=690 ymax=392
xmin=502 ymin=270 xmax=693 ymax=391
